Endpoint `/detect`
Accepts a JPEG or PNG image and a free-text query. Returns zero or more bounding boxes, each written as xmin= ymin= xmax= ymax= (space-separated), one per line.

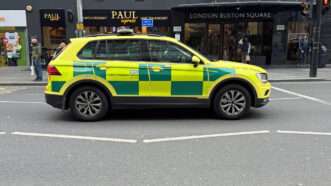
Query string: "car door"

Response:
xmin=146 ymin=40 xmax=206 ymax=97
xmin=101 ymin=39 xmax=151 ymax=97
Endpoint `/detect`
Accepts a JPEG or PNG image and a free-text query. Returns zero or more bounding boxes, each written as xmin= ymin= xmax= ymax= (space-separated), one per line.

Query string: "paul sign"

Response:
xmin=112 ymin=10 xmax=138 ymax=24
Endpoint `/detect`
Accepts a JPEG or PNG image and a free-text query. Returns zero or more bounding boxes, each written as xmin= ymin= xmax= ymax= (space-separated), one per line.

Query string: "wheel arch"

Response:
xmin=63 ymin=80 xmax=113 ymax=109
xmin=209 ymin=78 xmax=258 ymax=106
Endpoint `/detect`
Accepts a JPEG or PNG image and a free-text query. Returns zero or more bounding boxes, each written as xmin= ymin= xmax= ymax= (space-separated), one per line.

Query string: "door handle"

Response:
xmin=149 ymin=66 xmax=161 ymax=72
xmin=98 ymin=64 xmax=108 ymax=70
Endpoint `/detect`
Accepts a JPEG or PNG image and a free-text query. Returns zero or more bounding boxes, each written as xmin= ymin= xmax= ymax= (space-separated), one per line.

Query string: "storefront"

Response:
xmin=172 ymin=1 xmax=308 ymax=66
xmin=40 ymin=9 xmax=67 ymax=60
xmin=0 ymin=10 xmax=28 ymax=66
xmin=83 ymin=10 xmax=171 ymax=36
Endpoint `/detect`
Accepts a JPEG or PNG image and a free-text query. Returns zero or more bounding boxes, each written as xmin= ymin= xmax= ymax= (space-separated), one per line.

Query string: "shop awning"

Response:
xmin=173 ymin=1 xmax=302 ymax=9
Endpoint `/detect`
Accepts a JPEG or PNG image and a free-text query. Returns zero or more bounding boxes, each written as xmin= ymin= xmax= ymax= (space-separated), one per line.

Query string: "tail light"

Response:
xmin=47 ymin=65 xmax=61 ymax=76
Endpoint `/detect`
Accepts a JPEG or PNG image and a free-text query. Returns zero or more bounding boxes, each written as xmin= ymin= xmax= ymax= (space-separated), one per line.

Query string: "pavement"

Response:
xmin=1 ymin=81 xmax=331 ymax=185
xmin=0 ymin=66 xmax=47 ymax=86
xmin=0 ymin=65 xmax=331 ymax=86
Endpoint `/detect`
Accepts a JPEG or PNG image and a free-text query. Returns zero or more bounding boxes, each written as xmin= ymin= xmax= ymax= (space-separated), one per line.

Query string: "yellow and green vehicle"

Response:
xmin=45 ymin=31 xmax=271 ymax=121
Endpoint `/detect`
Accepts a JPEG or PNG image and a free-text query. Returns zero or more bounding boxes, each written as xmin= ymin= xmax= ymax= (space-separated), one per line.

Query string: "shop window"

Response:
xmin=85 ymin=26 xmax=114 ymax=35
xmin=40 ymin=9 xmax=67 ymax=60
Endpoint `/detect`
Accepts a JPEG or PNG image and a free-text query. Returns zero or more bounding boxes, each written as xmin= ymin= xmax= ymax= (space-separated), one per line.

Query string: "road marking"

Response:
xmin=273 ymin=81 xmax=331 ymax=85
xmin=272 ymin=86 xmax=331 ymax=106
xmin=277 ymin=130 xmax=331 ymax=136
xmin=11 ymin=132 xmax=137 ymax=144
xmin=0 ymin=101 xmax=45 ymax=104
xmin=0 ymin=131 xmax=6 ymax=135
xmin=143 ymin=130 xmax=270 ymax=143
xmin=270 ymin=97 xmax=302 ymax=101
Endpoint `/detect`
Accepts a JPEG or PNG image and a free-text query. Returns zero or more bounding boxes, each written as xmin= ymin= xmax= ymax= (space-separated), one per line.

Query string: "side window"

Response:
xmin=95 ymin=40 xmax=107 ymax=59
xmin=148 ymin=40 xmax=193 ymax=63
xmin=78 ymin=41 xmax=97 ymax=59
xmin=108 ymin=40 xmax=148 ymax=61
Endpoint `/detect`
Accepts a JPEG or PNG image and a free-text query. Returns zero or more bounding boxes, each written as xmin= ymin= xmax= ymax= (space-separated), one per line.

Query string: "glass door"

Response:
xmin=206 ymin=24 xmax=222 ymax=60
xmin=184 ymin=23 xmax=207 ymax=55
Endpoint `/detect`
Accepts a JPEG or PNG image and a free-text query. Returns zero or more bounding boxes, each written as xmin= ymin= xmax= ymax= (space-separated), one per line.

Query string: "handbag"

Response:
xmin=245 ymin=55 xmax=251 ymax=62
xmin=30 ymin=65 xmax=35 ymax=76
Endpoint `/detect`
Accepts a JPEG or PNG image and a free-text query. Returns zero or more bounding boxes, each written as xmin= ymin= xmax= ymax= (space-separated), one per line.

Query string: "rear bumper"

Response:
xmin=254 ymin=97 xmax=270 ymax=108
xmin=45 ymin=94 xmax=65 ymax=109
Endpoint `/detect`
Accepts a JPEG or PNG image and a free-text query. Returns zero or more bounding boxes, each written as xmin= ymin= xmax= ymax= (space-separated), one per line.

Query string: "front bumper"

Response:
xmin=254 ymin=98 xmax=270 ymax=108
xmin=45 ymin=94 xmax=65 ymax=109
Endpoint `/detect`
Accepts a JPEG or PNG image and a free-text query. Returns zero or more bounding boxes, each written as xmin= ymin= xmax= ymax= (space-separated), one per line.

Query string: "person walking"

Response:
xmin=31 ymin=37 xmax=43 ymax=81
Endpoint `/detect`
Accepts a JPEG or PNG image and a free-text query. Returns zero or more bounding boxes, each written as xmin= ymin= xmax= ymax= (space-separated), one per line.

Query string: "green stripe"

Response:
xmin=171 ymin=81 xmax=203 ymax=95
xmin=207 ymin=68 xmax=235 ymax=81
xmin=139 ymin=64 xmax=149 ymax=81
xmin=74 ymin=61 xmax=106 ymax=79
xmin=110 ymin=81 xmax=138 ymax=95
xmin=51 ymin=81 xmax=66 ymax=92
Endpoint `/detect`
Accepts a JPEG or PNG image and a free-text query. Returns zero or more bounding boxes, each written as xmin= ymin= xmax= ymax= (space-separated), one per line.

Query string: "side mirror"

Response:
xmin=192 ymin=56 xmax=201 ymax=67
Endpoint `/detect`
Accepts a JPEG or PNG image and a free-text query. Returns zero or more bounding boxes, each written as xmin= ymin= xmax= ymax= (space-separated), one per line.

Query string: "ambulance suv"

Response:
xmin=45 ymin=31 xmax=271 ymax=121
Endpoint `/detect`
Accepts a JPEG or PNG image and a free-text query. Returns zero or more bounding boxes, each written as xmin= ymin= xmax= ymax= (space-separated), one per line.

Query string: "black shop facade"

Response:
xmin=172 ymin=2 xmax=307 ymax=66
xmin=83 ymin=10 xmax=171 ymax=36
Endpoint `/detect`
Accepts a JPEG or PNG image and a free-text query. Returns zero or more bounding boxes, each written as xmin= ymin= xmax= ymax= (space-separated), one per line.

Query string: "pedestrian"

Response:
xmin=52 ymin=41 xmax=67 ymax=58
xmin=298 ymin=35 xmax=309 ymax=64
xmin=239 ymin=36 xmax=251 ymax=64
xmin=31 ymin=37 xmax=43 ymax=81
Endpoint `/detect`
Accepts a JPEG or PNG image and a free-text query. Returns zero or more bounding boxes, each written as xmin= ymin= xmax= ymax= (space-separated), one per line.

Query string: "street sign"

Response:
xmin=141 ymin=19 xmax=153 ymax=27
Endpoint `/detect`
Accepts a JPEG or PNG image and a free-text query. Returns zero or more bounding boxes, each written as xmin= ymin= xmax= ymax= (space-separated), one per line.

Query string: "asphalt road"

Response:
xmin=1 ymin=81 xmax=331 ymax=186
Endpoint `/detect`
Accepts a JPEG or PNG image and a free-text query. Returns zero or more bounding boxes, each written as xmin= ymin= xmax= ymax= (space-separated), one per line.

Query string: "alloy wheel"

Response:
xmin=74 ymin=90 xmax=103 ymax=117
xmin=220 ymin=89 xmax=246 ymax=116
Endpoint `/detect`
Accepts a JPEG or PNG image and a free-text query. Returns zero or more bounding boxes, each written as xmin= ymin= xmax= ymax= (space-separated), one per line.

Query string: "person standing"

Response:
xmin=52 ymin=42 xmax=67 ymax=58
xmin=31 ymin=37 xmax=43 ymax=81
xmin=299 ymin=35 xmax=309 ymax=64
xmin=239 ymin=37 xmax=252 ymax=64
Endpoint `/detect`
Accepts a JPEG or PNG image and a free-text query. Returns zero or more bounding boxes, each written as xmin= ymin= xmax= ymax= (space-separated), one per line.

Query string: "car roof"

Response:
xmin=71 ymin=34 xmax=177 ymax=43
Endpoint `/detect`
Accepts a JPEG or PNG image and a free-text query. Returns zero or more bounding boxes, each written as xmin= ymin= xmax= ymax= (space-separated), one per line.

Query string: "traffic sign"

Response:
xmin=141 ymin=19 xmax=153 ymax=27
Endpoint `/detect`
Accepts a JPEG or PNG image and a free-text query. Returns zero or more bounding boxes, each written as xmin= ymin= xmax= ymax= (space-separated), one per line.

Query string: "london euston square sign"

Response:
xmin=189 ymin=11 xmax=272 ymax=20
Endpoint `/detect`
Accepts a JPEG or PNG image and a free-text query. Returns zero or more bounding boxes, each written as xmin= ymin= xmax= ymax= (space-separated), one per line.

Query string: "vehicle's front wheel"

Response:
xmin=69 ymin=86 xmax=109 ymax=121
xmin=213 ymin=84 xmax=251 ymax=120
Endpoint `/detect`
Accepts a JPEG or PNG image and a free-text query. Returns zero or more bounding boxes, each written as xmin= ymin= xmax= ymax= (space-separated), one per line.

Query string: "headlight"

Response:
xmin=256 ymin=73 xmax=268 ymax=83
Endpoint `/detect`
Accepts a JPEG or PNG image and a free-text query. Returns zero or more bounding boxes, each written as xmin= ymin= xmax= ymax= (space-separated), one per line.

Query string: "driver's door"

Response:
xmin=146 ymin=40 xmax=205 ymax=97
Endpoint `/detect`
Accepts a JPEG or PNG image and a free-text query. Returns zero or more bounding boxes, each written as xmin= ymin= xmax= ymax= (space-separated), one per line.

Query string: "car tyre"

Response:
xmin=213 ymin=84 xmax=251 ymax=120
xmin=69 ymin=86 xmax=109 ymax=121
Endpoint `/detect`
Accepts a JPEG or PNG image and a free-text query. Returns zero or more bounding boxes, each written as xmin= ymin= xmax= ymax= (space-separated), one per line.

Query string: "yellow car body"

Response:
xmin=45 ymin=33 xmax=271 ymax=120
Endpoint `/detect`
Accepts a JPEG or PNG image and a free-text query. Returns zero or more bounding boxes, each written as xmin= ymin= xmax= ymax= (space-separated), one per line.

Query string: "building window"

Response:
xmin=287 ymin=22 xmax=310 ymax=62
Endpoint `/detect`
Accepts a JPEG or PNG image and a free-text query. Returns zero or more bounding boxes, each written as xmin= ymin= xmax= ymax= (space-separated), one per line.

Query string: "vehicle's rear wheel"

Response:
xmin=213 ymin=84 xmax=251 ymax=119
xmin=69 ymin=86 xmax=109 ymax=121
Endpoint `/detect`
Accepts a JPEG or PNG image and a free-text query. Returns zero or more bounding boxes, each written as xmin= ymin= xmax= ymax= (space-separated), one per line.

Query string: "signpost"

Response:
xmin=310 ymin=0 xmax=323 ymax=77
xmin=76 ymin=0 xmax=85 ymax=37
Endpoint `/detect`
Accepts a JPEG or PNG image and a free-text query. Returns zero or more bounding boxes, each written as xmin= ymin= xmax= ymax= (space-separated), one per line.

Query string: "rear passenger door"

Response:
xmin=146 ymin=40 xmax=205 ymax=97
xmin=77 ymin=39 xmax=150 ymax=97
